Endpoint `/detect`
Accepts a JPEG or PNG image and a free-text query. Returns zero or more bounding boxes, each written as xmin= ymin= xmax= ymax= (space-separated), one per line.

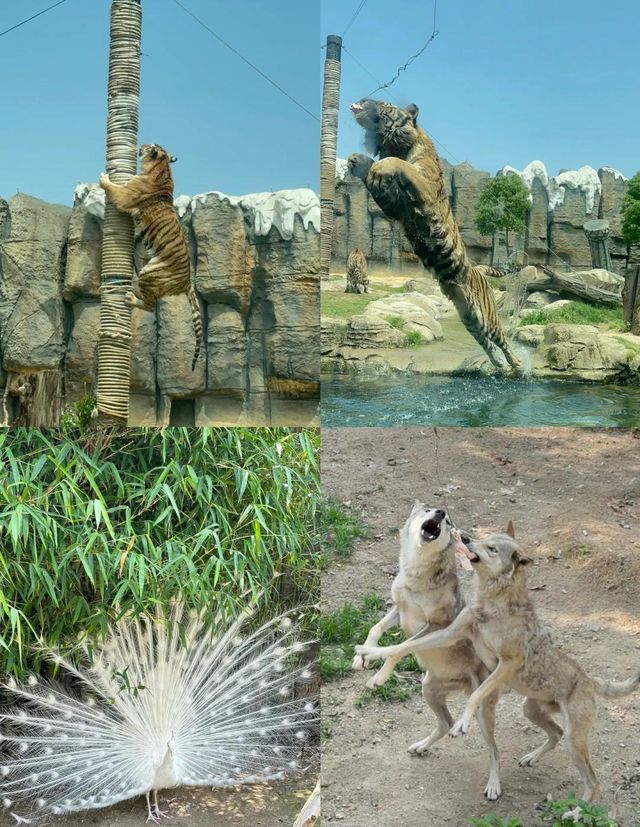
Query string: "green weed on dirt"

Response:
xmin=319 ymin=498 xmax=368 ymax=560
xmin=467 ymin=793 xmax=619 ymax=827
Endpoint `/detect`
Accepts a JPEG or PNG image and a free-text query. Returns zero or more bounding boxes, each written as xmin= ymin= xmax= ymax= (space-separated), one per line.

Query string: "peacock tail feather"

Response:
xmin=0 ymin=603 xmax=317 ymax=822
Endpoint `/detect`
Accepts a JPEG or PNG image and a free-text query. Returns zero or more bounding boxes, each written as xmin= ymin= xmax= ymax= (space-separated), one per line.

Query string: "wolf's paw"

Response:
xmin=354 ymin=644 xmax=383 ymax=659
xmin=518 ymin=747 xmax=545 ymax=767
xmin=407 ymin=739 xmax=431 ymax=756
xmin=365 ymin=672 xmax=388 ymax=690
xmin=449 ymin=716 xmax=471 ymax=737
xmin=484 ymin=775 xmax=502 ymax=801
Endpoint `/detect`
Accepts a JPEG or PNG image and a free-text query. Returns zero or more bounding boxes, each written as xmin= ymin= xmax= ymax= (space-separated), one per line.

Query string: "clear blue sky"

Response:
xmin=0 ymin=0 xmax=319 ymax=204
xmin=322 ymin=0 xmax=639 ymax=179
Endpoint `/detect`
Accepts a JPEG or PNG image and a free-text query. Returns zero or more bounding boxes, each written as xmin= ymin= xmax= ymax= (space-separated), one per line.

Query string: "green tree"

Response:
xmin=621 ymin=171 xmax=640 ymax=265
xmin=475 ymin=174 xmax=530 ymax=261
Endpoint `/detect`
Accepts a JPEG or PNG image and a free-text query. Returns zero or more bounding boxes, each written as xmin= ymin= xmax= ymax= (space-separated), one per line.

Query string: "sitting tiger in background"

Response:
xmin=346 ymin=248 xmax=370 ymax=294
xmin=99 ymin=143 xmax=202 ymax=371
xmin=348 ymin=100 xmax=522 ymax=373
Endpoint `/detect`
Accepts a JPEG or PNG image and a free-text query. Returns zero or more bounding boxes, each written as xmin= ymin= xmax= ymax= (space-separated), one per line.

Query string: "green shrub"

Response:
xmin=539 ymin=793 xmax=618 ymax=826
xmin=60 ymin=393 xmax=97 ymax=432
xmin=0 ymin=427 xmax=319 ymax=675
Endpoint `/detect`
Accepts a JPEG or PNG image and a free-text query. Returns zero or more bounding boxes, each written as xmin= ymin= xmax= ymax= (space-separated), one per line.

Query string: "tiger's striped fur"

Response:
xmin=348 ymin=100 xmax=522 ymax=372
xmin=346 ymin=247 xmax=370 ymax=294
xmin=99 ymin=143 xmax=203 ymax=371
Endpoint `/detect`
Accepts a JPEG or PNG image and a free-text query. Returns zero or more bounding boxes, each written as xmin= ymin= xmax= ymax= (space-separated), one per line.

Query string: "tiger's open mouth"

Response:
xmin=420 ymin=517 xmax=443 ymax=541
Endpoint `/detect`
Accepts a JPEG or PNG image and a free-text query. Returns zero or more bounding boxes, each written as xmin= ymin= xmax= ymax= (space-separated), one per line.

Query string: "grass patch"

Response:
xmin=319 ymin=498 xmax=368 ymax=560
xmin=386 ymin=315 xmax=406 ymax=330
xmin=355 ymin=674 xmax=421 ymax=707
xmin=321 ymin=292 xmax=374 ymax=319
xmin=319 ymin=595 xmax=421 ymax=697
xmin=519 ymin=301 xmax=626 ymax=331
xmin=321 ymin=280 xmax=418 ymax=320
xmin=404 ymin=330 xmax=424 ymax=346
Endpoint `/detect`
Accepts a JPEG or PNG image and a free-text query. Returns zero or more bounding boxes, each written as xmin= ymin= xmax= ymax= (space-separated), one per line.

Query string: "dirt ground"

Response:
xmin=0 ymin=778 xmax=317 ymax=826
xmin=321 ymin=427 xmax=640 ymax=827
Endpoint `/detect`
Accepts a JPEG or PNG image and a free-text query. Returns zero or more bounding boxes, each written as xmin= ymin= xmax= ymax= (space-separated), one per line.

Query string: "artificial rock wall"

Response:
xmin=0 ymin=186 xmax=320 ymax=427
xmin=332 ymin=158 xmax=634 ymax=274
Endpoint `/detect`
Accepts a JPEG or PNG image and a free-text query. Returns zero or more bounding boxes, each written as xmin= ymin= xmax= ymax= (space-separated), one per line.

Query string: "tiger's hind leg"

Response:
xmin=127 ymin=257 xmax=164 ymax=312
xmin=488 ymin=331 xmax=523 ymax=375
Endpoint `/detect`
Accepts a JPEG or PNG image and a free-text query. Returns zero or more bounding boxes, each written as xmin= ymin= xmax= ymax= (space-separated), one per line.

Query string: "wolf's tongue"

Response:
xmin=455 ymin=550 xmax=474 ymax=571
xmin=453 ymin=530 xmax=474 ymax=571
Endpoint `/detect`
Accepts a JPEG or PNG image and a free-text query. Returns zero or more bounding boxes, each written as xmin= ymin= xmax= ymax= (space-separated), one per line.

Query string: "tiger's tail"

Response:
xmin=472 ymin=264 xmax=514 ymax=280
xmin=188 ymin=286 xmax=203 ymax=371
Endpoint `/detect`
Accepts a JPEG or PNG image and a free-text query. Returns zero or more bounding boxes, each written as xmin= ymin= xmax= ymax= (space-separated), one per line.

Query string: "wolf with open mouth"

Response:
xmin=357 ymin=523 xmax=640 ymax=803
xmin=351 ymin=501 xmax=503 ymax=800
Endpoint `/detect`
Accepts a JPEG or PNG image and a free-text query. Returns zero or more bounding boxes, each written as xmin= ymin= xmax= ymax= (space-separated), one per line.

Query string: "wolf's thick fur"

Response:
xmin=347 ymin=99 xmax=521 ymax=373
xmin=352 ymin=503 xmax=503 ymax=800
xmin=357 ymin=524 xmax=640 ymax=802
xmin=99 ymin=143 xmax=202 ymax=370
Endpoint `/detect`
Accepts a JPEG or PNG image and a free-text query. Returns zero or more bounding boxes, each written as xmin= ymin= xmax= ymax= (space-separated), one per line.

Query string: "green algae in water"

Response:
xmin=321 ymin=375 xmax=640 ymax=427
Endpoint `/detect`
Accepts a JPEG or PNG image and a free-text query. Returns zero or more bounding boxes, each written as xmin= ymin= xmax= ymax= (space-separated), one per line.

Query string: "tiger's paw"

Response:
xmin=347 ymin=153 xmax=373 ymax=182
xmin=125 ymin=290 xmax=145 ymax=309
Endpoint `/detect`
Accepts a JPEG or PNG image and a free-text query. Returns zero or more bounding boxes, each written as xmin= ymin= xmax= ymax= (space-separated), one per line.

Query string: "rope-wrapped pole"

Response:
xmin=96 ymin=0 xmax=141 ymax=422
xmin=320 ymin=34 xmax=342 ymax=280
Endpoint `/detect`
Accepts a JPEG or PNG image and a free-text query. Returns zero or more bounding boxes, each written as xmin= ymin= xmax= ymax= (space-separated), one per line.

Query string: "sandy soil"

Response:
xmin=321 ymin=427 xmax=640 ymax=826
xmin=0 ymin=778 xmax=317 ymax=826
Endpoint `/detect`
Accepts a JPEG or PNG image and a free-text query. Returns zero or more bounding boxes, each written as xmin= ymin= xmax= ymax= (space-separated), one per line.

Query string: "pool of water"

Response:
xmin=321 ymin=374 xmax=640 ymax=427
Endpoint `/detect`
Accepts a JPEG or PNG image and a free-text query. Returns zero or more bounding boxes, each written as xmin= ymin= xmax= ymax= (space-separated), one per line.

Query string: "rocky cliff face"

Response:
xmin=0 ymin=187 xmax=319 ymax=426
xmin=333 ymin=158 xmax=635 ymax=274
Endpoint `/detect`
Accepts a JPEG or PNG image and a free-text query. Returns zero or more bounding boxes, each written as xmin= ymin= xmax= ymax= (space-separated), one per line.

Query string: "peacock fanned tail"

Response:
xmin=0 ymin=604 xmax=317 ymax=822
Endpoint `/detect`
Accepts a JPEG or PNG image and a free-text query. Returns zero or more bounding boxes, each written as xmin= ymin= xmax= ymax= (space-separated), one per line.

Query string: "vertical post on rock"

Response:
xmin=320 ymin=34 xmax=342 ymax=280
xmin=96 ymin=0 xmax=141 ymax=423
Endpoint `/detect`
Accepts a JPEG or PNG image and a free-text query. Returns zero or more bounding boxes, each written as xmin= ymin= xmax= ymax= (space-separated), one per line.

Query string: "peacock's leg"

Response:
xmin=146 ymin=792 xmax=158 ymax=823
xmin=151 ymin=790 xmax=172 ymax=821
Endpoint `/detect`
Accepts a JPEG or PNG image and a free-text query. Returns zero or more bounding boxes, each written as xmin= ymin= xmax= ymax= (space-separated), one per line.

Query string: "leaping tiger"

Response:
xmin=99 ymin=143 xmax=203 ymax=371
xmin=348 ymin=99 xmax=522 ymax=373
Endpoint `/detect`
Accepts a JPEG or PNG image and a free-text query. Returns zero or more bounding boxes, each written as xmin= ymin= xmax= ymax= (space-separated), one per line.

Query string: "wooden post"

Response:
xmin=96 ymin=0 xmax=141 ymax=423
xmin=320 ymin=34 xmax=342 ymax=280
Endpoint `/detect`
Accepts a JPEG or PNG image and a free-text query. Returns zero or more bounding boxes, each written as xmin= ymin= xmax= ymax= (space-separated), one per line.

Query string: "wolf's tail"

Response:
xmin=594 ymin=671 xmax=640 ymax=698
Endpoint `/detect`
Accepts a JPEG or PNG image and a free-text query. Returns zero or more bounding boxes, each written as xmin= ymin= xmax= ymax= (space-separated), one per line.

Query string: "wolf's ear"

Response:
xmin=410 ymin=499 xmax=424 ymax=515
xmin=513 ymin=550 xmax=532 ymax=567
xmin=170 ymin=155 xmax=178 ymax=163
xmin=405 ymin=103 xmax=419 ymax=124
xmin=506 ymin=520 xmax=515 ymax=538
